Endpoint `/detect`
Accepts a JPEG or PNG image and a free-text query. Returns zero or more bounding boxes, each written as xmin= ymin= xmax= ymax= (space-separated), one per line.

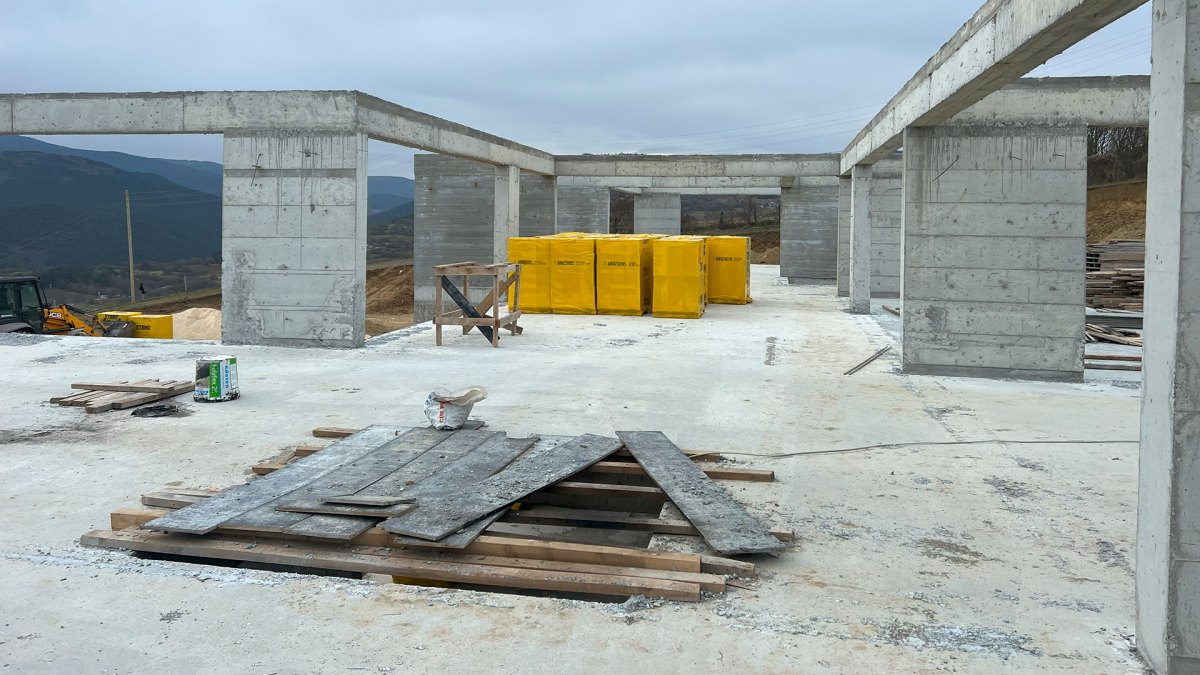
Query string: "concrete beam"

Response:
xmin=556 ymin=175 xmax=784 ymax=189
xmin=616 ymin=187 xmax=782 ymax=196
xmin=840 ymin=0 xmax=1146 ymax=174
xmin=356 ymin=93 xmax=552 ymax=174
xmin=555 ymin=154 xmax=841 ymax=178
xmin=950 ymin=76 xmax=1150 ymax=126
xmin=0 ymin=90 xmax=554 ymax=173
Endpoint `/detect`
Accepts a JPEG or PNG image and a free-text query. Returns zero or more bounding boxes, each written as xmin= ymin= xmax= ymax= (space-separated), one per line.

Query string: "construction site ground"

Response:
xmin=0 ymin=266 xmax=1144 ymax=673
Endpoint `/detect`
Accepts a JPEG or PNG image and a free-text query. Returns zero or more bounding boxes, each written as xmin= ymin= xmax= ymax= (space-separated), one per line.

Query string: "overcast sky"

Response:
xmin=1 ymin=1 xmax=1151 ymax=178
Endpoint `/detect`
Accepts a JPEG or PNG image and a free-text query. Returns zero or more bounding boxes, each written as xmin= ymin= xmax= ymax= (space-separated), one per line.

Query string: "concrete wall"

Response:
xmin=781 ymin=176 xmax=840 ymax=283
xmin=1136 ymin=2 xmax=1200 ymax=671
xmin=870 ymin=164 xmax=903 ymax=297
xmin=413 ymin=155 xmax=496 ymax=323
xmin=901 ymin=124 xmax=1087 ymax=380
xmin=519 ymin=172 xmax=556 ymax=236
xmin=220 ymin=131 xmax=367 ymax=347
xmin=633 ymin=193 xmax=681 ymax=235
xmin=556 ymin=184 xmax=610 ymax=233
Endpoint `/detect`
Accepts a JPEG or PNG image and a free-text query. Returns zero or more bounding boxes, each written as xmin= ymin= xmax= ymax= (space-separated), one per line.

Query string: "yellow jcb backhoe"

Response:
xmin=0 ymin=276 xmax=132 ymax=337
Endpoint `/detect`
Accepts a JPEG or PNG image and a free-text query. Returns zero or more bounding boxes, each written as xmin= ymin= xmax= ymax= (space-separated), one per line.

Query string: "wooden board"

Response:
xmin=143 ymin=426 xmax=406 ymax=534
xmin=381 ymin=434 xmax=624 ymax=541
xmin=70 ymin=380 xmax=190 ymax=393
xmin=503 ymin=505 xmax=793 ymax=542
xmin=617 ymin=431 xmax=785 ymax=555
xmin=80 ymin=529 xmax=701 ymax=601
xmin=276 ymin=433 xmax=529 ymax=518
xmin=586 ymin=460 xmax=773 ymax=482
xmin=221 ymin=427 xmax=481 ymax=534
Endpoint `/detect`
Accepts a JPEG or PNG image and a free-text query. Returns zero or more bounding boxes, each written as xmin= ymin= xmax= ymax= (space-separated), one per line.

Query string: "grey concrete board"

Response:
xmin=904 ymin=234 xmax=1084 ymax=272
xmin=903 ymin=299 xmax=1084 ymax=339
xmin=905 ymin=202 xmax=1086 ymax=238
xmin=841 ymin=0 xmax=1143 ymax=172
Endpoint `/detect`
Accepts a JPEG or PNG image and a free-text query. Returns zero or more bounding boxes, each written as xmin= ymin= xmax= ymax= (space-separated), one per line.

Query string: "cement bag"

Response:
xmin=424 ymin=386 xmax=488 ymax=430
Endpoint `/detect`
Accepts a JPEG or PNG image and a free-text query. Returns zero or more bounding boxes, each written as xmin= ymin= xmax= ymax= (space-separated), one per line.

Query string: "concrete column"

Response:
xmin=869 ymin=161 xmax=903 ymax=297
xmin=412 ymin=155 xmax=495 ymax=323
xmin=780 ymin=176 xmax=840 ymax=284
xmin=493 ymin=165 xmax=519 ymax=262
xmin=836 ymin=176 xmax=851 ymax=296
xmin=633 ymin=192 xmax=681 ymax=235
xmin=519 ymin=171 xmax=556 ymax=236
xmin=901 ymin=124 xmax=1086 ymax=380
xmin=848 ymin=165 xmax=872 ymax=313
xmin=555 ymin=183 xmax=610 ymax=233
xmin=1136 ymin=2 xmax=1200 ymax=671
xmin=220 ymin=130 xmax=367 ymax=347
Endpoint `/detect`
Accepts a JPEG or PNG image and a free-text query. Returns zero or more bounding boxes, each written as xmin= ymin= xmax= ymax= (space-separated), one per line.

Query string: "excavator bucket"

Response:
xmin=102 ymin=321 xmax=134 ymax=338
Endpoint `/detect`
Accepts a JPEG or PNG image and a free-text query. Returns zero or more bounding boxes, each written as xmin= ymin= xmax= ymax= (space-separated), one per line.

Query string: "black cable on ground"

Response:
xmin=720 ymin=438 xmax=1141 ymax=460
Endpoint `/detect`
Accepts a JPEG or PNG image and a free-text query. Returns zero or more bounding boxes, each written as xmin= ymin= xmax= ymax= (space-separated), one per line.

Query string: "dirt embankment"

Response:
xmin=1088 ymin=181 xmax=1147 ymax=244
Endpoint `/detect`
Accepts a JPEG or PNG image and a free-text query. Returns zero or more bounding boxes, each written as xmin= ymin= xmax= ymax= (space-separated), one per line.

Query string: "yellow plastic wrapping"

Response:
xmin=595 ymin=237 xmax=652 ymax=315
xmin=652 ymin=236 xmax=707 ymax=319
xmin=130 ymin=314 xmax=173 ymax=339
xmin=507 ymin=237 xmax=552 ymax=313
xmin=97 ymin=310 xmax=142 ymax=323
xmin=549 ymin=237 xmax=596 ymax=315
xmin=706 ymin=236 xmax=752 ymax=305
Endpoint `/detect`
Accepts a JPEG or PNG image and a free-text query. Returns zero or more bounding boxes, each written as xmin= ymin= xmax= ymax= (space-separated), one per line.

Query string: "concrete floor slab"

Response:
xmin=0 ymin=267 xmax=1145 ymax=672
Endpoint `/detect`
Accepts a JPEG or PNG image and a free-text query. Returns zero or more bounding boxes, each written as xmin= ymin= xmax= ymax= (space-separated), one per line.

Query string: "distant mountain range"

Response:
xmin=0 ymin=137 xmax=415 ymax=268
xmin=0 ymin=151 xmax=221 ymax=268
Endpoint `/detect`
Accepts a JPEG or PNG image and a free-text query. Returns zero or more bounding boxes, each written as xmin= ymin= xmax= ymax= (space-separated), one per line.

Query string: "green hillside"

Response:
xmin=0 ymin=151 xmax=221 ymax=269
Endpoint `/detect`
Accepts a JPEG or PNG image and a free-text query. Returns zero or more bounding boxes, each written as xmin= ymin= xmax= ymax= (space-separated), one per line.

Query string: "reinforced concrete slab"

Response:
xmin=0 ymin=266 xmax=1145 ymax=673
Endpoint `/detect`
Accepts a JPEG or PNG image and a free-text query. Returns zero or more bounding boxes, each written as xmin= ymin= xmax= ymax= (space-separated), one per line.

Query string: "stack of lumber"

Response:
xmin=82 ymin=426 xmax=789 ymax=601
xmin=1086 ymin=323 xmax=1143 ymax=347
xmin=49 ymin=379 xmax=192 ymax=414
xmin=1086 ymin=240 xmax=1145 ymax=310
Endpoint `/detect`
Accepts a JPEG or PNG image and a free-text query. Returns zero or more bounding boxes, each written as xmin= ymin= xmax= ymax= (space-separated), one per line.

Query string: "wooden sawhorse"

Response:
xmin=433 ymin=262 xmax=523 ymax=347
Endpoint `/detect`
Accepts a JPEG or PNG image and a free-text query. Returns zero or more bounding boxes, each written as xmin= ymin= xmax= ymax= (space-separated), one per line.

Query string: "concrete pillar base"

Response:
xmin=220 ymin=130 xmax=367 ymax=348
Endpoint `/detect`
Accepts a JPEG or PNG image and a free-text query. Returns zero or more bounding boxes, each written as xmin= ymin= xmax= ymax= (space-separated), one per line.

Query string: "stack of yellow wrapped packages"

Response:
xmin=508 ymin=232 xmax=750 ymax=319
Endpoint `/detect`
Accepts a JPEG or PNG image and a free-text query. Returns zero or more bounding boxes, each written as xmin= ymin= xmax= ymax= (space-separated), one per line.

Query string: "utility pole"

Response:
xmin=125 ymin=190 xmax=135 ymax=302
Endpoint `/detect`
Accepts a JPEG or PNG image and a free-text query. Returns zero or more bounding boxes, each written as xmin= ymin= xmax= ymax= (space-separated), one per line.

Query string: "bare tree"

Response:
xmin=1088 ymin=127 xmax=1149 ymax=185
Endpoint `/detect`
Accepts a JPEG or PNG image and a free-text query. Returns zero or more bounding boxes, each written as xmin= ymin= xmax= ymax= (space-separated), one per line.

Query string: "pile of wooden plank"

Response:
xmin=1086 ymin=240 xmax=1145 ymax=311
xmin=1084 ymin=353 xmax=1142 ymax=372
xmin=1086 ymin=323 xmax=1143 ymax=347
xmin=82 ymin=426 xmax=790 ymax=601
xmin=50 ymin=379 xmax=193 ymax=414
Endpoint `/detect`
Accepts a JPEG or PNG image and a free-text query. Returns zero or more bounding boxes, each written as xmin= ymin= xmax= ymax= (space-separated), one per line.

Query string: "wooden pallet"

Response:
xmin=82 ymin=425 xmax=787 ymax=601
xmin=50 ymin=379 xmax=193 ymax=413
